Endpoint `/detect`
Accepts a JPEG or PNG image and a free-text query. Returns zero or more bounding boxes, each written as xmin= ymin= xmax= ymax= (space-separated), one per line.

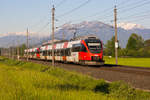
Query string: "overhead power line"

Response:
xmin=118 ymin=0 xmax=150 ymax=13
xmin=55 ymin=0 xmax=68 ymax=8
xmin=57 ymin=0 xmax=91 ymax=18
xmin=119 ymin=11 xmax=150 ymax=21
xmin=35 ymin=22 xmax=50 ymax=33
xmin=29 ymin=15 xmax=48 ymax=29
xmin=71 ymin=0 xmax=139 ymax=23
xmin=119 ymin=14 xmax=150 ymax=23
xmin=117 ymin=0 xmax=131 ymax=7
xmin=117 ymin=0 xmax=144 ymax=9
xmin=60 ymin=6 xmax=113 ymax=24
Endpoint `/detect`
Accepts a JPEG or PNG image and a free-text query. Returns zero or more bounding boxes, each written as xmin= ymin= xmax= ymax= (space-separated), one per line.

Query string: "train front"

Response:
xmin=79 ymin=36 xmax=104 ymax=65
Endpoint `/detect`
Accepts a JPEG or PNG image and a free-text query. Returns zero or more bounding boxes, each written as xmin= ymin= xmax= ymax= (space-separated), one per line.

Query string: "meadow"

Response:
xmin=0 ymin=57 xmax=150 ymax=100
xmin=104 ymin=57 xmax=150 ymax=67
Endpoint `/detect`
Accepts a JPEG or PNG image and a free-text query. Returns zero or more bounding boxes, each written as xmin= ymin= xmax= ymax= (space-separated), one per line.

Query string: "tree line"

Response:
xmin=0 ymin=44 xmax=26 ymax=57
xmin=1 ymin=33 xmax=150 ymax=58
xmin=104 ymin=33 xmax=150 ymax=57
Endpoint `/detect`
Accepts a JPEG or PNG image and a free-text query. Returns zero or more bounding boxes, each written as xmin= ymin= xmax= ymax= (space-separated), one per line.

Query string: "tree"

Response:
xmin=126 ymin=33 xmax=144 ymax=50
xmin=126 ymin=33 xmax=145 ymax=57
xmin=104 ymin=36 xmax=115 ymax=56
xmin=144 ymin=39 xmax=150 ymax=48
xmin=143 ymin=39 xmax=150 ymax=57
xmin=19 ymin=44 xmax=26 ymax=56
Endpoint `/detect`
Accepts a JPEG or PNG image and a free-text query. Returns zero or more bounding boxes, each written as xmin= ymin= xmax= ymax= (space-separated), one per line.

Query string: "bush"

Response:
xmin=109 ymin=81 xmax=136 ymax=99
xmin=94 ymin=80 xmax=109 ymax=94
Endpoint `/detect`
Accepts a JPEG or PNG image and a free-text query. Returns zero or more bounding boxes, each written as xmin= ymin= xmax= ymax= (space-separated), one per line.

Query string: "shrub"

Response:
xmin=109 ymin=81 xmax=136 ymax=99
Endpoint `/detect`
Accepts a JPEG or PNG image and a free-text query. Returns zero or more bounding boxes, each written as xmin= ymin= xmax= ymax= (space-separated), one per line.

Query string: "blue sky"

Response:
xmin=0 ymin=0 xmax=150 ymax=35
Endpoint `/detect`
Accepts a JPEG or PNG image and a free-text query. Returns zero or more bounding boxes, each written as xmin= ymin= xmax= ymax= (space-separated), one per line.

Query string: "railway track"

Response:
xmin=26 ymin=59 xmax=150 ymax=76
xmin=22 ymin=58 xmax=150 ymax=91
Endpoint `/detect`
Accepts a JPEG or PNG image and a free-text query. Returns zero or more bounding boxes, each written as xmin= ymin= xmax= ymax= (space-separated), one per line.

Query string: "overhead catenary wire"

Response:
xmin=118 ymin=14 xmax=150 ymax=23
xmin=57 ymin=0 xmax=91 ymax=18
xmin=70 ymin=8 xmax=113 ymax=23
xmin=29 ymin=15 xmax=49 ymax=29
xmin=72 ymin=0 xmax=134 ymax=23
xmin=71 ymin=0 xmax=134 ymax=23
xmin=119 ymin=12 xmax=150 ymax=21
xmin=55 ymin=0 xmax=124 ymax=26
xmin=118 ymin=9 xmax=150 ymax=20
xmin=117 ymin=0 xmax=149 ymax=10
xmin=30 ymin=0 xmax=150 ymax=38
xmin=118 ymin=0 xmax=150 ymax=13
xmin=71 ymin=0 xmax=150 ymax=24
xmin=35 ymin=22 xmax=50 ymax=34
xmin=55 ymin=0 xmax=68 ymax=8
xmin=57 ymin=0 xmax=132 ymax=24
xmin=27 ymin=0 xmax=52 ymax=30
xmin=117 ymin=0 xmax=131 ymax=7
xmin=117 ymin=0 xmax=150 ymax=23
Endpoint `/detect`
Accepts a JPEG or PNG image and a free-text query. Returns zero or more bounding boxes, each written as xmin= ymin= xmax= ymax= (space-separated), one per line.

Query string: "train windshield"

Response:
xmin=85 ymin=39 xmax=102 ymax=53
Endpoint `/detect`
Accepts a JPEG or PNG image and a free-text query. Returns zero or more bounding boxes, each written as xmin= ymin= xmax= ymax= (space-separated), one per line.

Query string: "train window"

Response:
xmin=50 ymin=50 xmax=52 ymax=56
xmin=39 ymin=49 xmax=42 ymax=53
xmin=56 ymin=50 xmax=59 ymax=56
xmin=65 ymin=48 xmax=71 ymax=56
xmin=54 ymin=50 xmax=57 ymax=56
xmin=58 ymin=50 xmax=61 ymax=56
xmin=61 ymin=49 xmax=65 ymax=56
xmin=81 ymin=44 xmax=87 ymax=52
xmin=48 ymin=50 xmax=56 ymax=56
xmin=43 ymin=51 xmax=47 ymax=56
xmin=47 ymin=50 xmax=51 ymax=56
xmin=60 ymin=49 xmax=62 ymax=56
xmin=42 ymin=51 xmax=44 ymax=56
xmin=72 ymin=44 xmax=81 ymax=52
xmin=60 ymin=49 xmax=63 ymax=56
xmin=85 ymin=39 xmax=102 ymax=53
xmin=54 ymin=49 xmax=59 ymax=56
xmin=56 ymin=50 xmax=58 ymax=56
xmin=65 ymin=49 xmax=67 ymax=56
xmin=56 ymin=49 xmax=60 ymax=56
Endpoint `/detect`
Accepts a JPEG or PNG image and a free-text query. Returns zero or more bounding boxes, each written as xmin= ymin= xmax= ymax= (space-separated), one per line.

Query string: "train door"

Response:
xmin=71 ymin=44 xmax=81 ymax=63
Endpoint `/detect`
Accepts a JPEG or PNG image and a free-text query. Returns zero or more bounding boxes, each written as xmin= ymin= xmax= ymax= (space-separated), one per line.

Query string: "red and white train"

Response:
xmin=24 ymin=36 xmax=104 ymax=65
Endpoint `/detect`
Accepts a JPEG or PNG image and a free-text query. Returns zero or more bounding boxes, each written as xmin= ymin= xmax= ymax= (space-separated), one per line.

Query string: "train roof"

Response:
xmin=25 ymin=35 xmax=100 ymax=51
xmin=70 ymin=35 xmax=99 ymax=41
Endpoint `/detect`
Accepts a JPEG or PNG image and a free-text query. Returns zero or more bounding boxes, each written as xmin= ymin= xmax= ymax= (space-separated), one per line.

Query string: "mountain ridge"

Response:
xmin=0 ymin=21 xmax=150 ymax=48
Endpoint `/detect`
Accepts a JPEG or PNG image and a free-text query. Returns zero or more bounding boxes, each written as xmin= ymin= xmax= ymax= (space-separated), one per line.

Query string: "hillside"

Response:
xmin=1 ymin=21 xmax=150 ymax=48
xmin=0 ymin=57 xmax=150 ymax=100
xmin=55 ymin=21 xmax=150 ymax=47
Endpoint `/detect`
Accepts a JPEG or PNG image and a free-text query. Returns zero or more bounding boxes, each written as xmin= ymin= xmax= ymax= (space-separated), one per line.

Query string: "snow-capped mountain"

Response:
xmin=55 ymin=21 xmax=150 ymax=47
xmin=0 ymin=21 xmax=150 ymax=48
xmin=118 ymin=22 xmax=144 ymax=30
xmin=0 ymin=34 xmax=49 ymax=48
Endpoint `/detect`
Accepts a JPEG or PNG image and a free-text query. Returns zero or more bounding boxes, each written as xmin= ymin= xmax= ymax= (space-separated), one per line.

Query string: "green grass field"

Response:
xmin=0 ymin=57 xmax=150 ymax=100
xmin=104 ymin=57 xmax=150 ymax=67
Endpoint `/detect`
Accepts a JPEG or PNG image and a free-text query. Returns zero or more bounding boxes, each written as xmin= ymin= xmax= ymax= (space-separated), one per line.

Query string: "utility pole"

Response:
xmin=114 ymin=5 xmax=118 ymax=65
xmin=26 ymin=28 xmax=29 ymax=61
xmin=12 ymin=41 xmax=15 ymax=59
xmin=9 ymin=47 xmax=11 ymax=59
xmin=17 ymin=37 xmax=20 ymax=61
xmin=52 ymin=5 xmax=55 ymax=66
xmin=63 ymin=31 xmax=65 ymax=40
xmin=10 ymin=47 xmax=12 ymax=59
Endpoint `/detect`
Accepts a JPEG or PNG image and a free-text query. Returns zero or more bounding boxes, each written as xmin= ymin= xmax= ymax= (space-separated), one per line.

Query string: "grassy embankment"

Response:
xmin=0 ymin=57 xmax=150 ymax=100
xmin=104 ymin=57 xmax=150 ymax=67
